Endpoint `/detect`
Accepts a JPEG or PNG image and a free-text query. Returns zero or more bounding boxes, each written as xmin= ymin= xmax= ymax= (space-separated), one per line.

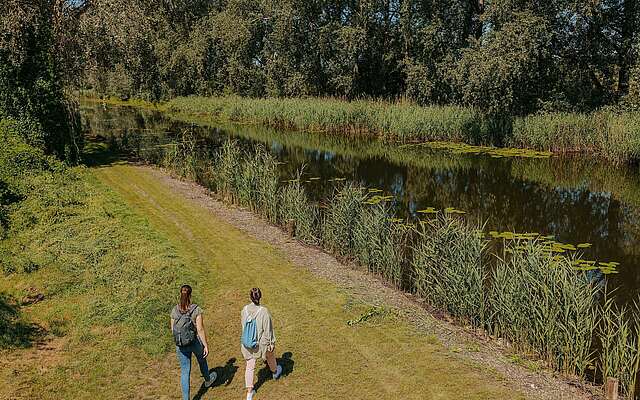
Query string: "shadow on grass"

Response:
xmin=81 ymin=138 xmax=131 ymax=168
xmin=193 ymin=357 xmax=239 ymax=400
xmin=0 ymin=293 xmax=45 ymax=349
xmin=254 ymin=352 xmax=295 ymax=393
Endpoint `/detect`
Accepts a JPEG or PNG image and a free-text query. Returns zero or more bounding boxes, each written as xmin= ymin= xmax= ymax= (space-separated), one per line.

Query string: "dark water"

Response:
xmin=81 ymin=102 xmax=640 ymax=304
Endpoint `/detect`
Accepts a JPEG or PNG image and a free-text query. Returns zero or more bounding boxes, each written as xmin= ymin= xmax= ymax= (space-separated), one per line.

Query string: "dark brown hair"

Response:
xmin=179 ymin=284 xmax=192 ymax=312
xmin=250 ymin=287 xmax=262 ymax=306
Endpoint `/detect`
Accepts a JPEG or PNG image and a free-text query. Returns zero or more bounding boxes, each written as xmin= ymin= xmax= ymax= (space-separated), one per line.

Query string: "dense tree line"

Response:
xmin=0 ymin=0 xmax=82 ymax=162
xmin=73 ymin=0 xmax=640 ymax=116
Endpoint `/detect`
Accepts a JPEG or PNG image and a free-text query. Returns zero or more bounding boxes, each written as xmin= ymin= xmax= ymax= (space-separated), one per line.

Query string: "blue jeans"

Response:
xmin=176 ymin=339 xmax=210 ymax=400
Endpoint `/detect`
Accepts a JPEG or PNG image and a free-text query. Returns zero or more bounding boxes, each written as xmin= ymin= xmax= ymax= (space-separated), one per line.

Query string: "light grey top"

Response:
xmin=240 ymin=303 xmax=276 ymax=360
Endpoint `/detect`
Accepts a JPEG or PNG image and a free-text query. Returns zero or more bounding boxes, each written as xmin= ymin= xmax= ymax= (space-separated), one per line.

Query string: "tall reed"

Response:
xmin=278 ymin=172 xmax=318 ymax=244
xmin=352 ymin=203 xmax=406 ymax=287
xmin=412 ymin=215 xmax=487 ymax=327
xmin=321 ymin=183 xmax=367 ymax=257
xmin=598 ymin=294 xmax=640 ymax=398
xmin=490 ymin=240 xmax=600 ymax=376
xmin=166 ymin=95 xmax=640 ymax=163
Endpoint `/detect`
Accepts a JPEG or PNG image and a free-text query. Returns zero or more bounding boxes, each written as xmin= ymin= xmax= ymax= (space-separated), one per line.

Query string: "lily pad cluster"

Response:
xmin=489 ymin=230 xmax=619 ymax=274
xmin=401 ymin=141 xmax=552 ymax=159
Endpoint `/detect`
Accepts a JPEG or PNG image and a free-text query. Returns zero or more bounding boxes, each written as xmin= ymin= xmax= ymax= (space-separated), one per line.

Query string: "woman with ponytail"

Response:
xmin=240 ymin=287 xmax=282 ymax=400
xmin=170 ymin=284 xmax=216 ymax=399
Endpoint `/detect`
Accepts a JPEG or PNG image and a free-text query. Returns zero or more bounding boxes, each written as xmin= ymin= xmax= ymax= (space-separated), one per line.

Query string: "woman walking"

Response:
xmin=171 ymin=284 xmax=217 ymax=400
xmin=241 ymin=288 xmax=282 ymax=400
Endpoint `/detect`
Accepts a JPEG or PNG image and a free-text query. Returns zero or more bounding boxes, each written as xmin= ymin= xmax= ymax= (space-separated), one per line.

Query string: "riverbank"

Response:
xmin=1 ymin=138 xmax=565 ymax=399
xmin=86 ymin=95 xmax=640 ymax=164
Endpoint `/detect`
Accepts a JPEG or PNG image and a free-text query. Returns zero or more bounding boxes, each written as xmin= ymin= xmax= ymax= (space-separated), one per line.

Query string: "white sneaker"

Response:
xmin=273 ymin=364 xmax=283 ymax=380
xmin=247 ymin=389 xmax=256 ymax=400
xmin=204 ymin=371 xmax=217 ymax=387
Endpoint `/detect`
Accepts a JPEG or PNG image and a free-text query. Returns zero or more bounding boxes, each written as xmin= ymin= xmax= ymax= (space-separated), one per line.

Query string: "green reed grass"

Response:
xmin=490 ymin=240 xmax=600 ymax=376
xmin=352 ymin=203 xmax=406 ymax=287
xmin=166 ymin=96 xmax=488 ymax=144
xmin=598 ymin=294 xmax=640 ymax=398
xmin=321 ymin=183 xmax=368 ymax=257
xmin=278 ymin=172 xmax=319 ymax=244
xmin=412 ymin=215 xmax=487 ymax=327
xmin=165 ymin=96 xmax=640 ymax=163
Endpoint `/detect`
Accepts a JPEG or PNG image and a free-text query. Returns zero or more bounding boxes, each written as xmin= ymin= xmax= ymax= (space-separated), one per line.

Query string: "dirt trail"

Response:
xmin=94 ymin=164 xmax=595 ymax=400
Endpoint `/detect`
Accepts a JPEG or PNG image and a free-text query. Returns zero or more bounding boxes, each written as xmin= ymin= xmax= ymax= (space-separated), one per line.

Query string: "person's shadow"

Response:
xmin=193 ymin=358 xmax=238 ymax=400
xmin=254 ymin=352 xmax=295 ymax=393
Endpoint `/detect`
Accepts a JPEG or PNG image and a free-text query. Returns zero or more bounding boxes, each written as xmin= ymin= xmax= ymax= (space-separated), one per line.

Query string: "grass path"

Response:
xmin=93 ymin=163 xmax=526 ymax=400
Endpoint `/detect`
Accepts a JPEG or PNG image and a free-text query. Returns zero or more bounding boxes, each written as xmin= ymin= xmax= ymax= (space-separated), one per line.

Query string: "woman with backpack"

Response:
xmin=241 ymin=287 xmax=282 ymax=400
xmin=170 ymin=284 xmax=217 ymax=400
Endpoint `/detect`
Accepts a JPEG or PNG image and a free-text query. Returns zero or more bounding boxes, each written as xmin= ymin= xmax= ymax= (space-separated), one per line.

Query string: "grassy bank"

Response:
xmin=160 ymin=96 xmax=640 ymax=163
xmin=0 ymin=121 xmax=192 ymax=397
xmin=121 ymin=131 xmax=640 ymax=398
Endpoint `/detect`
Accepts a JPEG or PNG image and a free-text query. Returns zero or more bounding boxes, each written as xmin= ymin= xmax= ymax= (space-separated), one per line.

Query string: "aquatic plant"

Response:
xmin=489 ymin=239 xmax=600 ymax=376
xmin=321 ymin=183 xmax=367 ymax=257
xmin=278 ymin=172 xmax=319 ymax=244
xmin=598 ymin=294 xmax=640 ymax=398
xmin=352 ymin=203 xmax=406 ymax=287
xmin=412 ymin=215 xmax=487 ymax=327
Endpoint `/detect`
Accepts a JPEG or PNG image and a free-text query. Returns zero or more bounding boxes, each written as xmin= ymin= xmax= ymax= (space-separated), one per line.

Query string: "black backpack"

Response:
xmin=173 ymin=305 xmax=197 ymax=347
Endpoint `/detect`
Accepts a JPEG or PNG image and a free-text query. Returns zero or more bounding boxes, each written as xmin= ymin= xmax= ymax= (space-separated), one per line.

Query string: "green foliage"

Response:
xmin=450 ymin=12 xmax=553 ymax=116
xmin=0 ymin=0 xmax=83 ymax=162
xmin=278 ymin=176 xmax=318 ymax=244
xmin=352 ymin=204 xmax=406 ymax=287
xmin=598 ymin=295 xmax=640 ymax=397
xmin=412 ymin=216 xmax=487 ymax=327
xmin=75 ymin=0 xmax=640 ymax=115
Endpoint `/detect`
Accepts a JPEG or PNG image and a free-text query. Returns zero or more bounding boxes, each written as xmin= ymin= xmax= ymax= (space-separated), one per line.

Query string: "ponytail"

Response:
xmin=179 ymin=284 xmax=192 ymax=312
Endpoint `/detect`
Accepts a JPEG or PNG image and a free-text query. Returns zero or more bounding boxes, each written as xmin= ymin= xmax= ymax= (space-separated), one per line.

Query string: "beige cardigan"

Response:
xmin=240 ymin=303 xmax=276 ymax=360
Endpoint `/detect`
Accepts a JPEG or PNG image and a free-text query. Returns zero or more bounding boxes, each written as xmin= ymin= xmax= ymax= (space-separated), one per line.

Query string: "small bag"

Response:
xmin=241 ymin=307 xmax=262 ymax=349
xmin=173 ymin=305 xmax=197 ymax=347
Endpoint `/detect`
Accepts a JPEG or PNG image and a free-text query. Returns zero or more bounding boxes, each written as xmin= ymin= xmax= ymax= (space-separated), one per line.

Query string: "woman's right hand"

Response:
xmin=203 ymin=344 xmax=209 ymax=358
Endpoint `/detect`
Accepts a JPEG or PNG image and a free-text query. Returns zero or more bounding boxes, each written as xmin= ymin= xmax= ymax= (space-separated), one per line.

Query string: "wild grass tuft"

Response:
xmin=321 ymin=183 xmax=367 ymax=257
xmin=278 ymin=172 xmax=319 ymax=244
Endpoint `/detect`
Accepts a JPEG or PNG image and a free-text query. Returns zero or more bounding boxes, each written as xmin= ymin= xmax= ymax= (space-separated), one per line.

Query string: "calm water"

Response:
xmin=81 ymin=102 xmax=640 ymax=304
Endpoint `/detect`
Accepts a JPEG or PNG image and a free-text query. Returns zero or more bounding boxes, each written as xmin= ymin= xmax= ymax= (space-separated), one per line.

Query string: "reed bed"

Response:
xmin=126 ymin=134 xmax=640 ymax=397
xmin=166 ymin=96 xmax=640 ymax=163
xmin=412 ymin=216 xmax=487 ymax=327
xmin=490 ymin=240 xmax=600 ymax=376
xmin=599 ymin=295 xmax=640 ymax=398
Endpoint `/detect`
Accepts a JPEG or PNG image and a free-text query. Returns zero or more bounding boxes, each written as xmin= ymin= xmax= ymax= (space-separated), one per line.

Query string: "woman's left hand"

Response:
xmin=203 ymin=344 xmax=209 ymax=358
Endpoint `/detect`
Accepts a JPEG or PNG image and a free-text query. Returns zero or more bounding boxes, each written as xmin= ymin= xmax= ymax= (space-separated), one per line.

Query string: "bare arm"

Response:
xmin=196 ymin=314 xmax=209 ymax=357
xmin=170 ymin=318 xmax=175 ymax=332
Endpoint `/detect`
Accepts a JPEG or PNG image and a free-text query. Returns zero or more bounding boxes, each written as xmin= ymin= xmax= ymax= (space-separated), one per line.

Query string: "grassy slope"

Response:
xmin=0 ymin=161 xmax=526 ymax=399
